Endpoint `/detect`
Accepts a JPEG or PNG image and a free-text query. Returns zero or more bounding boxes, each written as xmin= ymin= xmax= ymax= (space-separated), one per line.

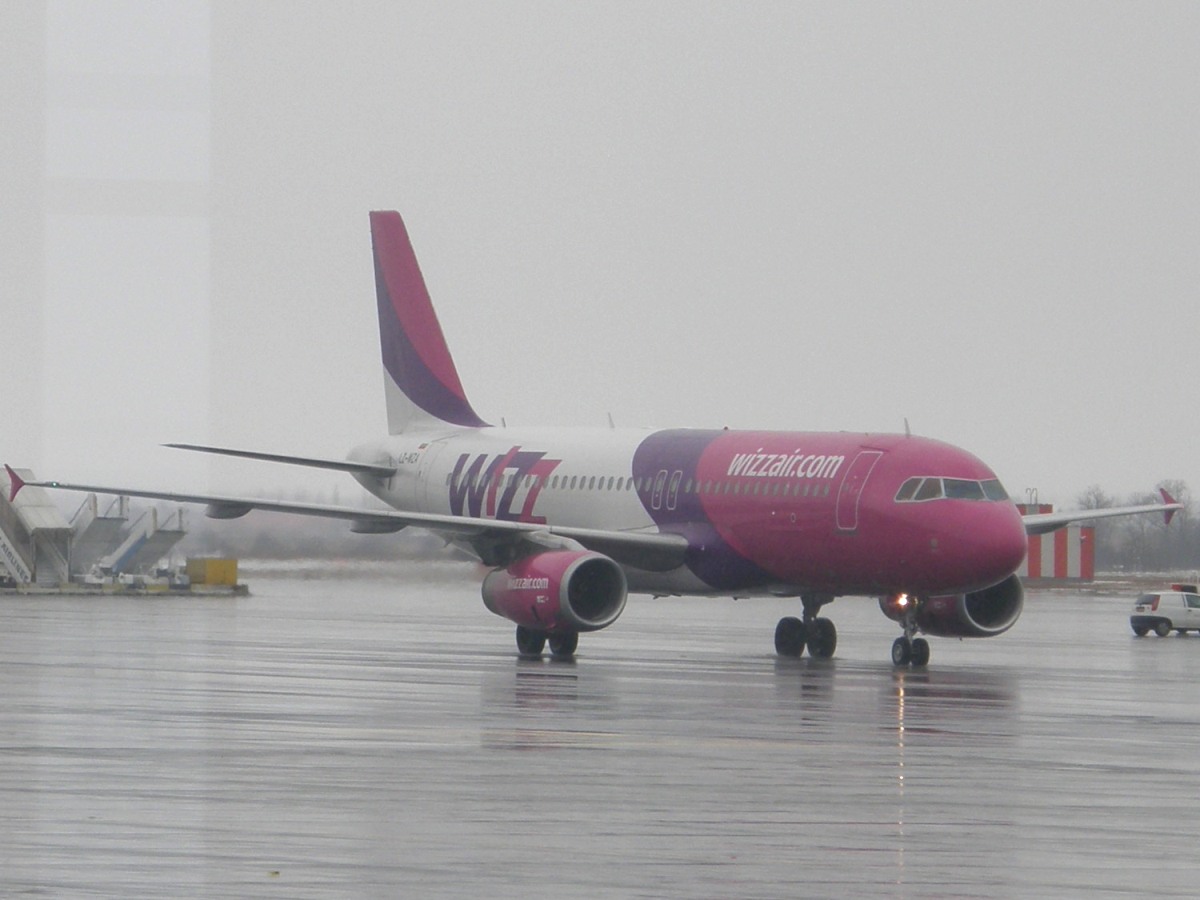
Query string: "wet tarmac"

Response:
xmin=1 ymin=562 xmax=1197 ymax=898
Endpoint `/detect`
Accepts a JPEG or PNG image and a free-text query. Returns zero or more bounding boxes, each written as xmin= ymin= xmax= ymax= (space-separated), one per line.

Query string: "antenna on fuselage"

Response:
xmin=904 ymin=418 xmax=911 ymax=437
xmin=607 ymin=413 xmax=615 ymax=430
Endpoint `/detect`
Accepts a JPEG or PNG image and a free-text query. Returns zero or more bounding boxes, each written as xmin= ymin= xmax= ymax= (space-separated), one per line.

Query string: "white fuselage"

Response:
xmin=350 ymin=426 xmax=656 ymax=530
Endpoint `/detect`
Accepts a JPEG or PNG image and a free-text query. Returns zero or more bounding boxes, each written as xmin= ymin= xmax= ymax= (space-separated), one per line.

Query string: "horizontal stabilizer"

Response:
xmin=164 ymin=443 xmax=396 ymax=478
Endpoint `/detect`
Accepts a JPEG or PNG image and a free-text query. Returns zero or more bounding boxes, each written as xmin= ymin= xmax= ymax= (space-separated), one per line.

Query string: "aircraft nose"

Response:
xmin=989 ymin=506 xmax=1030 ymax=577
xmin=944 ymin=503 xmax=1029 ymax=589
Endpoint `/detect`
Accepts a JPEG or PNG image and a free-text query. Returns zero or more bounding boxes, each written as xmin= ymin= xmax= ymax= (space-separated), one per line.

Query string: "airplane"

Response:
xmin=7 ymin=210 xmax=1182 ymax=667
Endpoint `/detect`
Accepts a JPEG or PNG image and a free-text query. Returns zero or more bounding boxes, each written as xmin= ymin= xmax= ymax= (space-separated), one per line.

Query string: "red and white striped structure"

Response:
xmin=1016 ymin=504 xmax=1095 ymax=581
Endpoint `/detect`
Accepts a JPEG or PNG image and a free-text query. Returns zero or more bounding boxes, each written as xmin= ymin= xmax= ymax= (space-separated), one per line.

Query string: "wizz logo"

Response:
xmin=448 ymin=446 xmax=560 ymax=523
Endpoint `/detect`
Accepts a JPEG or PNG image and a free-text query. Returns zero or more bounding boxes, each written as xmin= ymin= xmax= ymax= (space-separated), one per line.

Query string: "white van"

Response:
xmin=1130 ymin=584 xmax=1200 ymax=636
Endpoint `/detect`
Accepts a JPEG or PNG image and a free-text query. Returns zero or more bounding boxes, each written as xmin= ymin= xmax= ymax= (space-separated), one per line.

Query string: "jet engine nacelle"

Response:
xmin=481 ymin=550 xmax=628 ymax=633
xmin=879 ymin=574 xmax=1024 ymax=638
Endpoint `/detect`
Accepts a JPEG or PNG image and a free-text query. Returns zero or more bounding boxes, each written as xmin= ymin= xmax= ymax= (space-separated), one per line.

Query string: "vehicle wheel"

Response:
xmin=774 ymin=616 xmax=806 ymax=657
xmin=548 ymin=631 xmax=579 ymax=659
xmin=1132 ymin=625 xmax=1148 ymax=637
xmin=891 ymin=636 xmax=911 ymax=666
xmin=515 ymin=625 xmax=547 ymax=657
xmin=1155 ymin=621 xmax=1171 ymax=637
xmin=806 ymin=618 xmax=837 ymax=658
xmin=910 ymin=637 xmax=930 ymax=667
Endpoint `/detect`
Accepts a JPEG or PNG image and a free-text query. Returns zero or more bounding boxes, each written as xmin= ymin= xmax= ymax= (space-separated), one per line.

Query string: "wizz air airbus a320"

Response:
xmin=9 ymin=211 xmax=1180 ymax=666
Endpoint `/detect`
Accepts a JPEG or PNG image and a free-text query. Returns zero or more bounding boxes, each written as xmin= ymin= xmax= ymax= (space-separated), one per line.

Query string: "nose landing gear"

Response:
xmin=891 ymin=634 xmax=930 ymax=667
xmin=891 ymin=596 xmax=930 ymax=667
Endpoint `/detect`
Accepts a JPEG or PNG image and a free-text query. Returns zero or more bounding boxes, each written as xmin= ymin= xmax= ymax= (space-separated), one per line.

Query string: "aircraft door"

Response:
xmin=836 ymin=450 xmax=883 ymax=532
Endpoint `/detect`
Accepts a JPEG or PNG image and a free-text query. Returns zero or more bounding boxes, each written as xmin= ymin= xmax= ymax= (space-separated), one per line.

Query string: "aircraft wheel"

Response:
xmin=515 ymin=626 xmax=547 ymax=657
xmin=548 ymin=631 xmax=579 ymax=660
xmin=1132 ymin=625 xmax=1148 ymax=637
xmin=910 ymin=637 xmax=930 ymax=667
xmin=774 ymin=616 xmax=807 ymax=657
xmin=891 ymin=636 xmax=912 ymax=666
xmin=1155 ymin=622 xmax=1171 ymax=637
xmin=806 ymin=618 xmax=837 ymax=658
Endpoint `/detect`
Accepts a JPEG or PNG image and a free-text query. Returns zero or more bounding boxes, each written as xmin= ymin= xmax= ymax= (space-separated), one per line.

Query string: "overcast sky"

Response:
xmin=17 ymin=1 xmax=1200 ymax=507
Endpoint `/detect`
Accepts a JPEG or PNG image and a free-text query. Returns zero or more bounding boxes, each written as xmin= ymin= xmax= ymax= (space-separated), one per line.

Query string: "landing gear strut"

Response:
xmin=774 ymin=595 xmax=837 ymax=659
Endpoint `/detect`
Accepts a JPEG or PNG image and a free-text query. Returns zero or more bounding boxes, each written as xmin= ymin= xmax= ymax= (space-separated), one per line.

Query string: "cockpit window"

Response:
xmin=944 ymin=478 xmax=986 ymax=500
xmin=913 ymin=478 xmax=944 ymax=501
xmin=894 ymin=478 xmax=921 ymax=502
xmin=982 ymin=479 xmax=1009 ymax=501
xmin=895 ymin=476 xmax=1011 ymax=503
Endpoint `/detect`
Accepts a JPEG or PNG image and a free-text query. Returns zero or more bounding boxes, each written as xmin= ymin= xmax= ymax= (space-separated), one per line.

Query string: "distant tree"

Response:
xmin=1077 ymin=484 xmax=1114 ymax=510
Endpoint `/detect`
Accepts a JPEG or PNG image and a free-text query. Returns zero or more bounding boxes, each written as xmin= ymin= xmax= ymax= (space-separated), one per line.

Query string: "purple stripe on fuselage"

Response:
xmin=633 ymin=430 xmax=774 ymax=591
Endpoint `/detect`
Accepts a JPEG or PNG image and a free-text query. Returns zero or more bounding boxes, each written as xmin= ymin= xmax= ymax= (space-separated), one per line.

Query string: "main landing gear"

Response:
xmin=515 ymin=625 xmax=578 ymax=660
xmin=774 ymin=595 xmax=837 ymax=659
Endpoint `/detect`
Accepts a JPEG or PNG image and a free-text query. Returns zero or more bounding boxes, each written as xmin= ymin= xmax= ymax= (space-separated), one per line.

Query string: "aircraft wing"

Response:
xmin=1022 ymin=488 xmax=1182 ymax=536
xmin=4 ymin=467 xmax=689 ymax=573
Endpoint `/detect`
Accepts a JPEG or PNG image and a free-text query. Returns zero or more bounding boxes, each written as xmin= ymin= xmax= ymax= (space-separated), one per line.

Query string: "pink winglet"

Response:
xmin=4 ymin=465 xmax=25 ymax=502
xmin=1160 ymin=487 xmax=1178 ymax=525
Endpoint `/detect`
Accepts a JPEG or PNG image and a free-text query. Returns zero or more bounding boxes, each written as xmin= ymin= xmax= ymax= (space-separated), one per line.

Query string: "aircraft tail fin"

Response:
xmin=369 ymin=210 xmax=489 ymax=433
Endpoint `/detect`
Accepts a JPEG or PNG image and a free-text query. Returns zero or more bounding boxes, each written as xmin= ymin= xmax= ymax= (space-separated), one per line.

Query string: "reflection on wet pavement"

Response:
xmin=0 ymin=572 xmax=1196 ymax=898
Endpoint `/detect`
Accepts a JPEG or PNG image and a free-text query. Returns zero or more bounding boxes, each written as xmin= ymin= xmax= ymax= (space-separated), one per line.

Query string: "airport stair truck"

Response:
xmin=0 ymin=493 xmax=34 ymax=583
xmin=0 ymin=467 xmax=71 ymax=585
xmin=69 ymin=493 xmax=130 ymax=576
xmin=103 ymin=507 xmax=186 ymax=576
